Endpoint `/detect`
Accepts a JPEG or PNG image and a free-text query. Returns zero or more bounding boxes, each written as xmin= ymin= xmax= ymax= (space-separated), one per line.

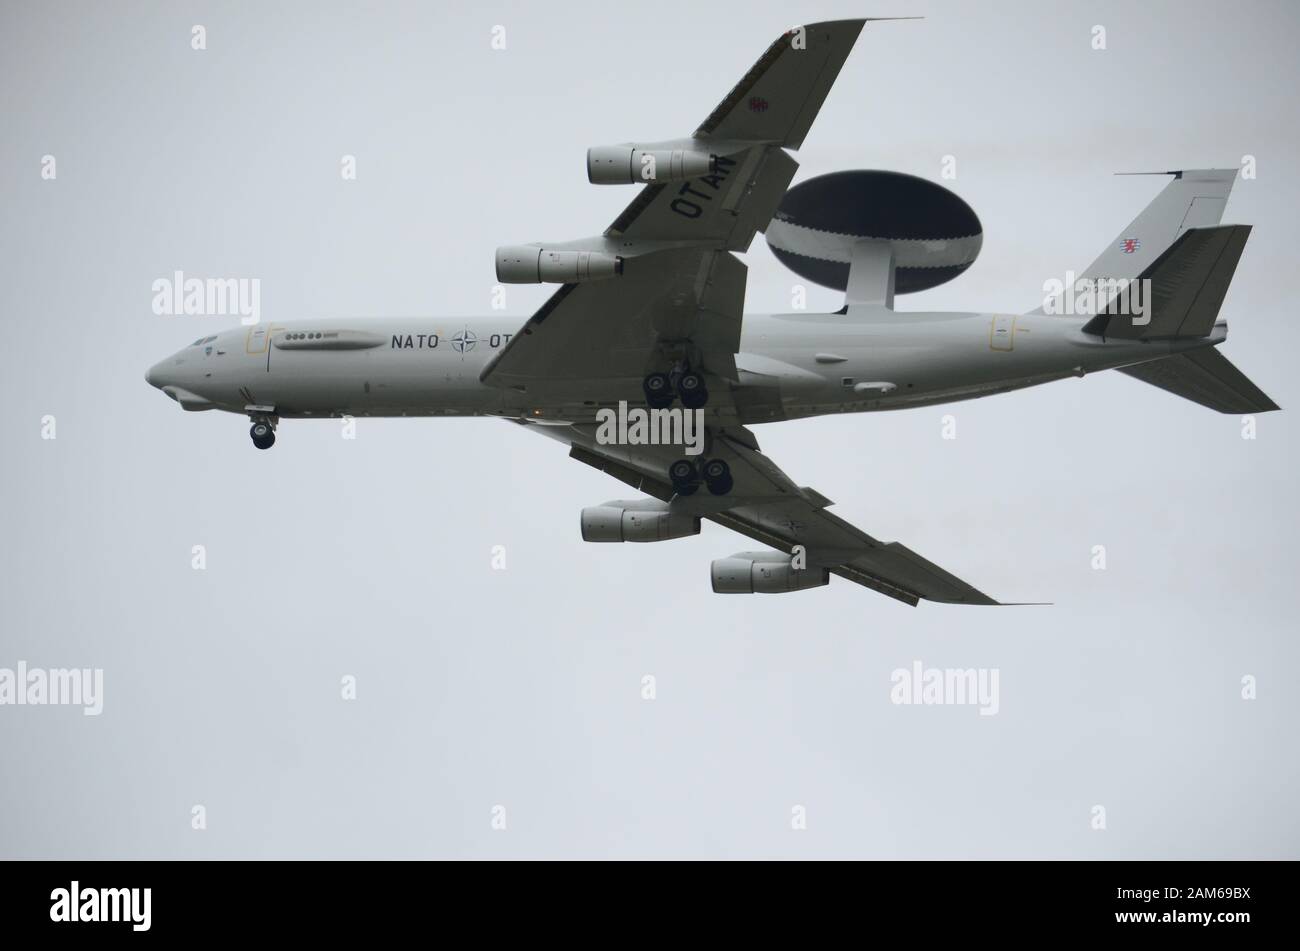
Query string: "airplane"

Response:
xmin=145 ymin=19 xmax=1277 ymax=606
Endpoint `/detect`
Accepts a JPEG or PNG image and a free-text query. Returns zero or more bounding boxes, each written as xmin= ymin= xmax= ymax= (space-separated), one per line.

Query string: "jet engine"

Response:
xmin=587 ymin=145 xmax=717 ymax=185
xmin=495 ymin=246 xmax=624 ymax=284
xmin=580 ymin=501 xmax=701 ymax=543
xmin=711 ymin=551 xmax=830 ymax=594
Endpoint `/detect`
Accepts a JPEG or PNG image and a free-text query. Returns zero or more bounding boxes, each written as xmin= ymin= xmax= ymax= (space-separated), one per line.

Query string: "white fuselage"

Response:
xmin=146 ymin=308 xmax=1224 ymax=424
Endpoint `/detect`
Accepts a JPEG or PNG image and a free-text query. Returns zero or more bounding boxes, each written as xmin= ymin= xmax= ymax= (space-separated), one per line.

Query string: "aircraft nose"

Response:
xmin=145 ymin=360 xmax=167 ymax=389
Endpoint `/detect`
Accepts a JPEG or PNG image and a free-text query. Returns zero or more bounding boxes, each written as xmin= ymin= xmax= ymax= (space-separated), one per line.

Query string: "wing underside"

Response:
xmin=553 ymin=423 xmax=1000 ymax=606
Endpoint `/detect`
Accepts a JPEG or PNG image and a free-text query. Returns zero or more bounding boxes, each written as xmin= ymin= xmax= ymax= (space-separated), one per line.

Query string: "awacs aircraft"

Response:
xmin=146 ymin=19 xmax=1277 ymax=606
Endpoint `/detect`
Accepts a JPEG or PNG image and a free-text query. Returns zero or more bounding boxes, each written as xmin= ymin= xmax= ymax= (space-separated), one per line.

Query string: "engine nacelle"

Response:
xmin=587 ymin=145 xmax=717 ymax=185
xmin=495 ymin=246 xmax=624 ymax=284
xmin=711 ymin=551 xmax=830 ymax=594
xmin=580 ymin=501 xmax=700 ymax=543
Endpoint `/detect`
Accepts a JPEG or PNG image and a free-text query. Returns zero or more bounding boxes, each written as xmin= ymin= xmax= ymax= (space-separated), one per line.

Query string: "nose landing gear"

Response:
xmin=245 ymin=403 xmax=279 ymax=450
xmin=249 ymin=420 xmax=276 ymax=450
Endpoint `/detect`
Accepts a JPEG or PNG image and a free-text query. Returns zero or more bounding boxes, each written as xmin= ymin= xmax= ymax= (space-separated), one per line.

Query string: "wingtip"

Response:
xmin=800 ymin=17 xmax=922 ymax=34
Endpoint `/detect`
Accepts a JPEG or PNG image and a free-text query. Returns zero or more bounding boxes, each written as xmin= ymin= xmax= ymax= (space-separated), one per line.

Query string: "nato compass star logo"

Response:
xmin=451 ymin=329 xmax=477 ymax=354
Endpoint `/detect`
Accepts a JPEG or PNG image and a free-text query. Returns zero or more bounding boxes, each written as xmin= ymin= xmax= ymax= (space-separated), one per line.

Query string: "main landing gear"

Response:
xmin=669 ymin=458 xmax=732 ymax=496
xmin=249 ymin=418 xmax=277 ymax=450
xmin=675 ymin=370 xmax=708 ymax=410
xmin=643 ymin=372 xmax=673 ymax=409
xmin=642 ymin=364 xmax=709 ymax=410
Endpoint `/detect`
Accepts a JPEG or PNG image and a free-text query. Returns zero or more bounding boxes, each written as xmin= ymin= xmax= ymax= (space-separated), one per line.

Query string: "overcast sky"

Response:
xmin=2 ymin=0 xmax=1297 ymax=858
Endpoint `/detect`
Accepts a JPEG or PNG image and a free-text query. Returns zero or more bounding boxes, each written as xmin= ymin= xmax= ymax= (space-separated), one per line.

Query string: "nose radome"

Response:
xmin=145 ymin=361 xmax=167 ymax=389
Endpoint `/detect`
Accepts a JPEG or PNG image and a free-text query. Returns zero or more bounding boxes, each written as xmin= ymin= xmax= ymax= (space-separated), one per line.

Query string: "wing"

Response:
xmin=481 ymin=20 xmax=867 ymax=395
xmin=522 ymin=420 xmax=1002 ymax=606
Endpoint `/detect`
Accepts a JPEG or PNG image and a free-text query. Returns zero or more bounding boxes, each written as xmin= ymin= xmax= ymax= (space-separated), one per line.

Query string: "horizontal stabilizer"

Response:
xmin=1119 ymin=347 xmax=1279 ymax=413
xmin=1083 ymin=224 xmax=1251 ymax=340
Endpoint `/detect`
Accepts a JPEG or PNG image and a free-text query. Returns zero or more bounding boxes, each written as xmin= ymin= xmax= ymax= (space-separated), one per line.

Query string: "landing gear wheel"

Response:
xmin=677 ymin=371 xmax=708 ymax=410
xmin=668 ymin=458 xmax=701 ymax=496
xmin=702 ymin=458 xmax=733 ymax=496
xmin=250 ymin=421 xmax=276 ymax=450
xmin=642 ymin=372 xmax=673 ymax=409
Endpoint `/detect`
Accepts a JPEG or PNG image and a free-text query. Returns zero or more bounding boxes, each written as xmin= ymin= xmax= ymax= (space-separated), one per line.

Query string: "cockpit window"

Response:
xmin=191 ymin=338 xmax=205 ymax=346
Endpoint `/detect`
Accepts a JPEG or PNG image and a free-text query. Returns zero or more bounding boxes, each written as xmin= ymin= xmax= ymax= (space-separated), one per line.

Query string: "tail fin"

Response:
xmin=1034 ymin=168 xmax=1240 ymax=317
xmin=1070 ymin=168 xmax=1278 ymax=412
xmin=1078 ymin=168 xmax=1239 ymax=283
xmin=1118 ymin=348 xmax=1279 ymax=413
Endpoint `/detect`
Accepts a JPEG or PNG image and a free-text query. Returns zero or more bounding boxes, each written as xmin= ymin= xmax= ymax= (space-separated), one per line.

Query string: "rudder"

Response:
xmin=1082 ymin=223 xmax=1251 ymax=340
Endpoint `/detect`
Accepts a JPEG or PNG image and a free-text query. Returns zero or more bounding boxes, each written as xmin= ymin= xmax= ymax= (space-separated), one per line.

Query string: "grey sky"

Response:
xmin=1 ymin=0 xmax=1297 ymax=858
